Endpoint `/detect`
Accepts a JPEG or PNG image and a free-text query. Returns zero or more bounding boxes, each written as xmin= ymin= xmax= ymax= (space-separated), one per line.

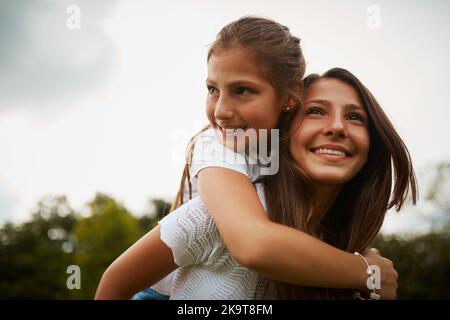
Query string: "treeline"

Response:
xmin=1 ymin=191 xmax=449 ymax=299
xmin=0 ymin=193 xmax=170 ymax=299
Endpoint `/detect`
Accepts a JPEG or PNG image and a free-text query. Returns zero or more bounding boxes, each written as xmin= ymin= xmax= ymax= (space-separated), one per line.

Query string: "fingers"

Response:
xmin=371 ymin=248 xmax=381 ymax=255
xmin=383 ymin=257 xmax=394 ymax=267
xmin=363 ymin=247 xmax=381 ymax=256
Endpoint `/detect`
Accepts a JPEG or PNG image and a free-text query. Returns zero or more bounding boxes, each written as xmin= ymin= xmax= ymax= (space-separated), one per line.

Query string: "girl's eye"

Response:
xmin=207 ymin=86 xmax=218 ymax=95
xmin=347 ymin=113 xmax=365 ymax=123
xmin=305 ymin=107 xmax=323 ymax=116
xmin=235 ymin=87 xmax=251 ymax=95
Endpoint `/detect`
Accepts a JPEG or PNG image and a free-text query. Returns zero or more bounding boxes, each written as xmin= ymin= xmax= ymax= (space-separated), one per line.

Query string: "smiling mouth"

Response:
xmin=310 ymin=147 xmax=351 ymax=157
xmin=216 ymin=124 xmax=249 ymax=133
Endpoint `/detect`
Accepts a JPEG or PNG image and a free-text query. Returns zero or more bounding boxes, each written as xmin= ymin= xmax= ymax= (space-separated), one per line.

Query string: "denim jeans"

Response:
xmin=132 ymin=288 xmax=170 ymax=300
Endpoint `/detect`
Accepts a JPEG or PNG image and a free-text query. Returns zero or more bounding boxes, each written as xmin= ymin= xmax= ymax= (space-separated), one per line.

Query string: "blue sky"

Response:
xmin=0 ymin=0 xmax=449 ymax=235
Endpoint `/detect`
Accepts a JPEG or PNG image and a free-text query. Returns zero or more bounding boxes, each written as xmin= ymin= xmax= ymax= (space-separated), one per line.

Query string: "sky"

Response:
xmin=0 ymin=0 xmax=449 ymax=235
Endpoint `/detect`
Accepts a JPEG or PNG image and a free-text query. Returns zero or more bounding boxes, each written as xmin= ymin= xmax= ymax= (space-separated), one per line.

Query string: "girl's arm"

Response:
xmin=198 ymin=168 xmax=370 ymax=292
xmin=95 ymin=225 xmax=176 ymax=300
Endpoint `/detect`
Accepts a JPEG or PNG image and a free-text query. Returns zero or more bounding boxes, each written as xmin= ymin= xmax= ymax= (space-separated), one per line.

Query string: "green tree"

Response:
xmin=425 ymin=162 xmax=450 ymax=230
xmin=138 ymin=198 xmax=172 ymax=233
xmin=0 ymin=196 xmax=78 ymax=299
xmin=0 ymin=194 xmax=173 ymax=299
xmin=374 ymin=228 xmax=450 ymax=299
xmin=372 ymin=161 xmax=450 ymax=299
xmin=71 ymin=193 xmax=142 ymax=299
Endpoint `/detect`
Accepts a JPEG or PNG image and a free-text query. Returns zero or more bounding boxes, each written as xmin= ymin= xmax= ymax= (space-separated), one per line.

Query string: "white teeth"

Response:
xmin=221 ymin=127 xmax=246 ymax=133
xmin=314 ymin=148 xmax=346 ymax=156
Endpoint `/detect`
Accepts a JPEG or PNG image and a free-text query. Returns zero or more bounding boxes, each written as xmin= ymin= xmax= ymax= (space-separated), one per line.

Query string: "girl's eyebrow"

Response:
xmin=345 ymin=103 xmax=364 ymax=111
xmin=306 ymin=99 xmax=364 ymax=111
xmin=205 ymin=78 xmax=261 ymax=87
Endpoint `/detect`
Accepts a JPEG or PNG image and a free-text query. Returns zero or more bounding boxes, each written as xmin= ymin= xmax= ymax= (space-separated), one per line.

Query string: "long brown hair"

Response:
xmin=170 ymin=16 xmax=305 ymax=211
xmin=261 ymin=67 xmax=418 ymax=299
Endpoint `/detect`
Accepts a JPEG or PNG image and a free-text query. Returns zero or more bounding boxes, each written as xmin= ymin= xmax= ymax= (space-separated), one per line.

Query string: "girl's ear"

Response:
xmin=287 ymin=98 xmax=297 ymax=108
xmin=285 ymin=81 xmax=304 ymax=111
xmin=283 ymin=98 xmax=297 ymax=112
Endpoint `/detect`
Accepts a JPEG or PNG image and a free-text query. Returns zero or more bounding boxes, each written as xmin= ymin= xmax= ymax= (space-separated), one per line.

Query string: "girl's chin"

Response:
xmin=215 ymin=134 xmax=246 ymax=153
xmin=307 ymin=172 xmax=353 ymax=186
xmin=214 ymin=128 xmax=256 ymax=153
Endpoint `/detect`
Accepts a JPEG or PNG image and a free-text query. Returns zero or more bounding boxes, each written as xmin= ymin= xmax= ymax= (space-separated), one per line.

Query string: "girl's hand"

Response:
xmin=363 ymin=248 xmax=399 ymax=300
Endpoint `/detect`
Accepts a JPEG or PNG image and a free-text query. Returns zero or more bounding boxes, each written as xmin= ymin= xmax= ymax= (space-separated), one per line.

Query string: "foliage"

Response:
xmin=0 ymin=194 xmax=170 ymax=299
xmin=373 ymin=227 xmax=450 ymax=299
xmin=0 ymin=161 xmax=449 ymax=299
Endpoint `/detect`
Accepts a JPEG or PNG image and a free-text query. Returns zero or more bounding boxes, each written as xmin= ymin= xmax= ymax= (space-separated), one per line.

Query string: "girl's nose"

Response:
xmin=214 ymin=95 xmax=235 ymax=121
xmin=323 ymin=115 xmax=347 ymax=138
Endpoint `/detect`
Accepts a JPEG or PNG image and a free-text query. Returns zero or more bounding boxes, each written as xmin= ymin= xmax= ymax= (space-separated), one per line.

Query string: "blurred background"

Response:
xmin=0 ymin=0 xmax=449 ymax=299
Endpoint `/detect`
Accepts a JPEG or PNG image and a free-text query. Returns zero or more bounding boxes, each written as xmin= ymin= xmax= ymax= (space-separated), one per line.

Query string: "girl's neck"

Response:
xmin=309 ymin=183 xmax=342 ymax=235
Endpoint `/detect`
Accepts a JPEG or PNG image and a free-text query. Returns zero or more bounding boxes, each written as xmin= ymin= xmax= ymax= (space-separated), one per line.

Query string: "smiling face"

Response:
xmin=206 ymin=46 xmax=285 ymax=149
xmin=290 ymin=78 xmax=370 ymax=186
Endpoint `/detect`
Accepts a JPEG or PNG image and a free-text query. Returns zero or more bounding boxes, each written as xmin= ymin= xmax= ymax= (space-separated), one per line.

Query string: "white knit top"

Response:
xmin=151 ymin=129 xmax=269 ymax=296
xmin=159 ymin=183 xmax=274 ymax=300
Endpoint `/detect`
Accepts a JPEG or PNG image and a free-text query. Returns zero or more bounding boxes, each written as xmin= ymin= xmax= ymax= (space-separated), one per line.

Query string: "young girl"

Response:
xmin=96 ymin=17 xmax=415 ymax=299
xmin=134 ymin=15 xmax=308 ymax=299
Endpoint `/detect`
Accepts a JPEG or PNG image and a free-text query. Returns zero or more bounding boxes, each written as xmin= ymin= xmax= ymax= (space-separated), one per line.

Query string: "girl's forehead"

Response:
xmin=207 ymin=47 xmax=269 ymax=82
xmin=305 ymin=78 xmax=363 ymax=108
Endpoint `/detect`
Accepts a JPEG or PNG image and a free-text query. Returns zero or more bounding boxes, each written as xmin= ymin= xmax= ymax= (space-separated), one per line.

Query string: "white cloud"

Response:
xmin=0 ymin=0 xmax=449 ymax=233
xmin=0 ymin=0 xmax=119 ymax=113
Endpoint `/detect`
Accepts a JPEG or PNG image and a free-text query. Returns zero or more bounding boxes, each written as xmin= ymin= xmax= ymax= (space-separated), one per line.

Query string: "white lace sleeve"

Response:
xmin=158 ymin=196 xmax=225 ymax=267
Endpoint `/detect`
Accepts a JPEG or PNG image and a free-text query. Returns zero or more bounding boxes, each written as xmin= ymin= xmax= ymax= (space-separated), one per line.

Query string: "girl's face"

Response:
xmin=290 ymin=78 xmax=370 ymax=186
xmin=206 ymin=47 xmax=285 ymax=148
